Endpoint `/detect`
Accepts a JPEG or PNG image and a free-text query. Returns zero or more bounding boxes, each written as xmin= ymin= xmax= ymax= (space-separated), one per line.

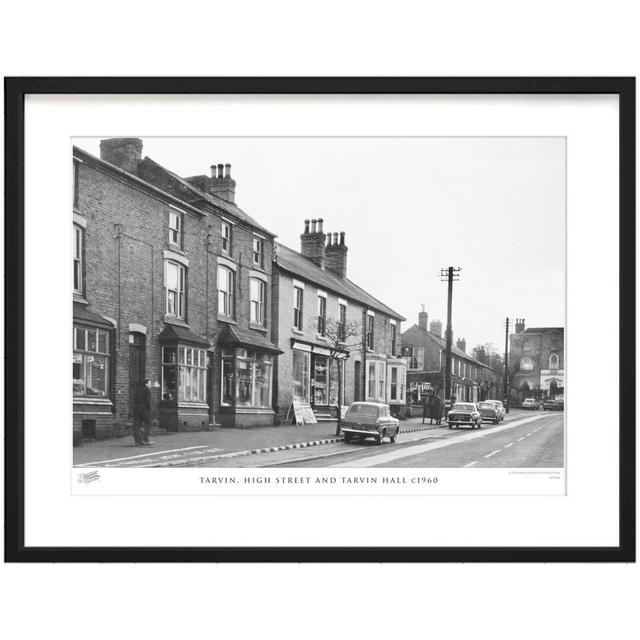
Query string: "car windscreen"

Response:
xmin=452 ymin=404 xmax=475 ymax=411
xmin=347 ymin=405 xmax=378 ymax=417
xmin=478 ymin=403 xmax=494 ymax=409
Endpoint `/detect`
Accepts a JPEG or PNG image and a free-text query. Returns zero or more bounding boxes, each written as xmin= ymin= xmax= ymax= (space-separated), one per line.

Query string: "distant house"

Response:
xmin=401 ymin=309 xmax=498 ymax=403
xmin=271 ymin=219 xmax=407 ymax=421
xmin=509 ymin=320 xmax=564 ymax=401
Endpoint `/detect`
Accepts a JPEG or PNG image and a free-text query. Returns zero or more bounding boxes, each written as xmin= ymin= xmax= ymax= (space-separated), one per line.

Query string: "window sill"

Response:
xmin=249 ymin=323 xmax=268 ymax=333
xmin=316 ymin=335 xmax=327 ymax=342
xmin=73 ymin=397 xmax=114 ymax=406
xmin=164 ymin=315 xmax=189 ymax=327
xmin=292 ymin=328 xmax=305 ymax=336
xmin=73 ymin=294 xmax=89 ymax=305
xmin=217 ymin=315 xmax=237 ymax=325
xmin=167 ymin=243 xmax=185 ymax=255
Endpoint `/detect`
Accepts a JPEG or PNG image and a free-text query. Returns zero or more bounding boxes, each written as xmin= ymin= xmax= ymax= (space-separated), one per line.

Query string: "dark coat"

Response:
xmin=134 ymin=385 xmax=152 ymax=420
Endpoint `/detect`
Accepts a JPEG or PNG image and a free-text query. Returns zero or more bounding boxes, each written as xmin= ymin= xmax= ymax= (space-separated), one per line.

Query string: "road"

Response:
xmin=191 ymin=411 xmax=564 ymax=468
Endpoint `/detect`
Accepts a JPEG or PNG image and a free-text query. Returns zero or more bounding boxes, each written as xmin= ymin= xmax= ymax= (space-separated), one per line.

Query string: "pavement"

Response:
xmin=72 ymin=414 xmax=449 ymax=468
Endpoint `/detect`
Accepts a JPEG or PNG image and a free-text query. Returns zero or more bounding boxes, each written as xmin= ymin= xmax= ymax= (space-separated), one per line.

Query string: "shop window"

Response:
xmin=218 ymin=265 xmax=234 ymax=318
xmin=73 ymin=224 xmax=84 ymax=295
xmin=250 ymin=278 xmax=265 ymax=325
xmin=252 ymin=236 xmax=264 ymax=267
xmin=165 ymin=260 xmax=186 ymax=319
xmin=221 ymin=221 xmax=232 ymax=254
xmin=292 ymin=349 xmax=310 ymax=402
xmin=220 ymin=349 xmax=273 ymax=409
xmin=162 ymin=345 xmax=207 ymax=402
xmin=169 ymin=211 xmax=182 ymax=248
xmin=73 ymin=326 xmax=110 ymax=397
xmin=293 ymin=286 xmax=304 ymax=331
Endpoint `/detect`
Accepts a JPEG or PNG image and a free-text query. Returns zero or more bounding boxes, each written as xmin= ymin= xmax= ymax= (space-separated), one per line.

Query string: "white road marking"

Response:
xmin=464 ymin=461 xmax=478 ymax=467
xmin=335 ymin=414 xmax=551 ymax=468
xmin=484 ymin=449 xmax=502 ymax=458
xmin=504 ymin=442 xmax=514 ymax=448
xmin=76 ymin=445 xmax=209 ymax=467
xmin=516 ymin=437 xmax=525 ymax=442
xmin=526 ymin=432 xmax=533 ymax=437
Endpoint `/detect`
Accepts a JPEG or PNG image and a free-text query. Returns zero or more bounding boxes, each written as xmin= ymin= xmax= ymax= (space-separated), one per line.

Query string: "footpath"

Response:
xmin=72 ymin=414 xmax=448 ymax=468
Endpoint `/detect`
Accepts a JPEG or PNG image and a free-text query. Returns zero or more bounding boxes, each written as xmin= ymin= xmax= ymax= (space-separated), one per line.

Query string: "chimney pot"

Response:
xmin=332 ymin=232 xmax=338 ymax=245
xmin=217 ymin=163 xmax=224 ymax=178
xmin=311 ymin=219 xmax=317 ymax=233
xmin=304 ymin=219 xmax=310 ymax=234
xmin=225 ymin=163 xmax=231 ymax=178
xmin=318 ymin=218 xmax=324 ymax=233
xmin=210 ymin=165 xmax=217 ymax=178
xmin=340 ymin=231 xmax=345 ymax=245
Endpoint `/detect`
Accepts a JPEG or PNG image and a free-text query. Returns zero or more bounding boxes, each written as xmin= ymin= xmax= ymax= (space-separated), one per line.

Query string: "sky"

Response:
xmin=75 ymin=136 xmax=566 ymax=351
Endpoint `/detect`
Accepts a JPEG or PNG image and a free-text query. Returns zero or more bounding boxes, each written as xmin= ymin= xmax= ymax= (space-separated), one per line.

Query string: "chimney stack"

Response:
xmin=418 ymin=307 xmax=429 ymax=331
xmin=515 ymin=318 xmax=526 ymax=334
xmin=325 ymin=230 xmax=348 ymax=278
xmin=429 ymin=319 xmax=443 ymax=339
xmin=456 ymin=338 xmax=467 ymax=353
xmin=207 ymin=163 xmax=236 ymax=203
xmin=300 ymin=217 xmax=327 ymax=268
xmin=99 ymin=137 xmax=142 ymax=174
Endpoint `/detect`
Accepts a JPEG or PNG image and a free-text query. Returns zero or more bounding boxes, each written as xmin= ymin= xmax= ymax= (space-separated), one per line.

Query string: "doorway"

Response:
xmin=128 ymin=332 xmax=146 ymax=419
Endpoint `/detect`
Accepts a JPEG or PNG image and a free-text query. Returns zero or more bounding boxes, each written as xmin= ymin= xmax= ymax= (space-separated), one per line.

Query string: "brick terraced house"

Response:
xmin=72 ymin=138 xmax=281 ymax=440
xmin=271 ymin=219 xmax=407 ymax=422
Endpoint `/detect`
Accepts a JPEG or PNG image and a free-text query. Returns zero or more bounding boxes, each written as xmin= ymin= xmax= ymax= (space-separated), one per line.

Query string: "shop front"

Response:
xmin=218 ymin=325 xmax=282 ymax=427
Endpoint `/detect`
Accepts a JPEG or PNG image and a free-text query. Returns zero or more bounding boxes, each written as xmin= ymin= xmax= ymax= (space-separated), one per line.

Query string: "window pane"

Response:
xmin=178 ymin=346 xmax=185 ymax=364
xmin=292 ymin=350 xmax=310 ymax=403
xmin=73 ymin=353 xmax=85 ymax=396
xmin=162 ymin=365 xmax=176 ymax=400
xmin=222 ymin=356 xmax=234 ymax=405
xmin=75 ymin=327 xmax=85 ymax=351
xmin=98 ymin=331 xmax=108 ymax=354
xmin=254 ymin=360 xmax=271 ymax=407
xmin=236 ymin=358 xmax=252 ymax=407
xmin=163 ymin=346 xmax=176 ymax=364
xmin=179 ymin=366 xmax=187 ymax=402
xmin=186 ymin=348 xmax=192 ymax=365
xmin=85 ymin=354 xmax=108 ymax=396
xmin=87 ymin=330 xmax=97 ymax=352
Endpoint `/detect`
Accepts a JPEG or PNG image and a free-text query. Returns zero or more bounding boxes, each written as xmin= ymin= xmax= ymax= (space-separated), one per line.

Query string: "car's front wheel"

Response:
xmin=390 ymin=430 xmax=397 ymax=444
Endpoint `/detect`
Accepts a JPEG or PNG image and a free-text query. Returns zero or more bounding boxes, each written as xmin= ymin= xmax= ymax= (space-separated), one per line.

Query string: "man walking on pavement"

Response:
xmin=133 ymin=378 xmax=154 ymax=446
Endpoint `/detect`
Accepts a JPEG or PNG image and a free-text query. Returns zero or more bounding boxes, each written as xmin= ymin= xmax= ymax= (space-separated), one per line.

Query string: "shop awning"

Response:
xmin=73 ymin=302 xmax=115 ymax=329
xmin=219 ymin=325 xmax=283 ymax=355
xmin=159 ymin=323 xmax=210 ymax=347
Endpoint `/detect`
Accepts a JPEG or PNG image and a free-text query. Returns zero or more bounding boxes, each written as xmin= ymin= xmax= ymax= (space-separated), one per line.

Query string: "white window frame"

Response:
xmin=73 ymin=223 xmax=84 ymax=295
xmin=250 ymin=277 xmax=266 ymax=325
xmin=169 ymin=210 xmax=182 ymax=248
xmin=252 ymin=236 xmax=264 ymax=267
xmin=221 ymin=220 xmax=232 ymax=254
xmin=293 ymin=285 xmax=304 ymax=331
xmin=317 ymin=295 xmax=327 ymax=337
xmin=218 ymin=265 xmax=235 ymax=318
xmin=549 ymin=353 xmax=560 ymax=370
xmin=165 ymin=260 xmax=186 ymax=319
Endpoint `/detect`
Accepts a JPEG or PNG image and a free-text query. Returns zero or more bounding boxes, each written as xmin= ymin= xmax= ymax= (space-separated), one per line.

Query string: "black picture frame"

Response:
xmin=4 ymin=77 xmax=635 ymax=563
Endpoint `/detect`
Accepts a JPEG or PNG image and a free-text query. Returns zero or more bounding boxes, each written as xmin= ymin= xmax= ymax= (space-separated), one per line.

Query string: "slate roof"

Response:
xmin=139 ymin=157 xmax=276 ymax=237
xmin=158 ymin=323 xmax=209 ymax=347
xmin=274 ymin=242 xmax=405 ymax=321
xmin=73 ymin=302 xmax=115 ymax=329
xmin=403 ymin=324 xmax=494 ymax=370
xmin=218 ymin=324 xmax=283 ymax=354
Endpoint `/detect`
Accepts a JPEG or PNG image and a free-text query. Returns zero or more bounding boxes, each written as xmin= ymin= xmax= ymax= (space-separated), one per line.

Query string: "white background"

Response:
xmin=1 ymin=2 xmax=638 ymax=640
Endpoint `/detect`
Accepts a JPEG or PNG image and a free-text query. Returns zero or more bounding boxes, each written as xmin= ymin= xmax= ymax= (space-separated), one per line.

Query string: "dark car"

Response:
xmin=543 ymin=398 xmax=564 ymax=411
xmin=447 ymin=402 xmax=482 ymax=429
xmin=342 ymin=402 xmax=400 ymax=445
xmin=478 ymin=401 xmax=501 ymax=424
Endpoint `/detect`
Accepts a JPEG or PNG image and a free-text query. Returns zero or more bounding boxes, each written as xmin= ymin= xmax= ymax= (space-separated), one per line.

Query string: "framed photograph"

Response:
xmin=5 ymin=77 xmax=635 ymax=562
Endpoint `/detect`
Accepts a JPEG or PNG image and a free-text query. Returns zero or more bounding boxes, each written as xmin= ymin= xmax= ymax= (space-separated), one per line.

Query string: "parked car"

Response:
xmin=491 ymin=400 xmax=506 ymax=420
xmin=447 ymin=402 xmax=482 ymax=429
xmin=342 ymin=402 xmax=400 ymax=445
xmin=478 ymin=401 xmax=501 ymax=424
xmin=521 ymin=398 xmax=537 ymax=410
xmin=543 ymin=398 xmax=564 ymax=411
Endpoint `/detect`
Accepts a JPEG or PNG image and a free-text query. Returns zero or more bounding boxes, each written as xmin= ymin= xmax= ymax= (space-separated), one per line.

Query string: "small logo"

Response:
xmin=78 ymin=470 xmax=101 ymax=484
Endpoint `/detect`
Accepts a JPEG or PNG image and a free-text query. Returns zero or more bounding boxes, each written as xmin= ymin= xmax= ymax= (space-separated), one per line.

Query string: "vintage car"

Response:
xmin=491 ymin=400 xmax=506 ymax=420
xmin=478 ymin=401 xmax=501 ymax=424
xmin=521 ymin=398 xmax=537 ymax=410
xmin=341 ymin=402 xmax=400 ymax=445
xmin=447 ymin=402 xmax=482 ymax=429
xmin=543 ymin=398 xmax=564 ymax=411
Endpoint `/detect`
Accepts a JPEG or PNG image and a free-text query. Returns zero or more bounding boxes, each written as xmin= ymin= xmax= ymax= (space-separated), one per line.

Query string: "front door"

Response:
xmin=128 ymin=332 xmax=146 ymax=419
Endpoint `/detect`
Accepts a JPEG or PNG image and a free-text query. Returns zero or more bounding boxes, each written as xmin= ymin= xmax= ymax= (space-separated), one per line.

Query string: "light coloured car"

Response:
xmin=447 ymin=402 xmax=482 ymax=429
xmin=489 ymin=400 xmax=506 ymax=420
xmin=478 ymin=401 xmax=501 ymax=424
xmin=521 ymin=398 xmax=537 ymax=410
xmin=342 ymin=402 xmax=400 ymax=445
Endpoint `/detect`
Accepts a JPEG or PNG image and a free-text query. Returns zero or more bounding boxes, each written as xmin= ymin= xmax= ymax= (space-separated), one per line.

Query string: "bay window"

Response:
xmin=220 ymin=348 xmax=273 ymax=409
xmin=162 ymin=345 xmax=207 ymax=403
xmin=73 ymin=326 xmax=110 ymax=397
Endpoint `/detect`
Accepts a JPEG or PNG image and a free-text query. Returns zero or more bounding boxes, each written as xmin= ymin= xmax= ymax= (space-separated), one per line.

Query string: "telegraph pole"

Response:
xmin=502 ymin=317 xmax=510 ymax=414
xmin=440 ymin=267 xmax=461 ymax=407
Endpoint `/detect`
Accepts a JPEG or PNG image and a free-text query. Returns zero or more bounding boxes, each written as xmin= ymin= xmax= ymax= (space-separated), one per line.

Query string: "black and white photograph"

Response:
xmin=71 ymin=135 xmax=565 ymax=477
